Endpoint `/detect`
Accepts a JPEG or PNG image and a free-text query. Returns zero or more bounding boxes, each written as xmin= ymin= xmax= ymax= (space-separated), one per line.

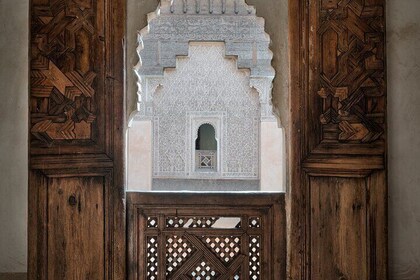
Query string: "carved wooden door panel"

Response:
xmin=289 ymin=0 xmax=387 ymax=279
xmin=29 ymin=0 xmax=125 ymax=279
xmin=128 ymin=193 xmax=286 ymax=280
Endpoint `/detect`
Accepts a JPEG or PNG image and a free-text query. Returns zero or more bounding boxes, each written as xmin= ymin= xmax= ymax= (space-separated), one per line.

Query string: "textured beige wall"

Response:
xmin=387 ymin=0 xmax=420 ymax=279
xmin=0 ymin=0 xmax=29 ymax=273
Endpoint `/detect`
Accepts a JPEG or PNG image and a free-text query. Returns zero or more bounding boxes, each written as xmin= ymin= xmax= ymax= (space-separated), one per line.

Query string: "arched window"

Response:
xmin=195 ymin=124 xmax=217 ymax=170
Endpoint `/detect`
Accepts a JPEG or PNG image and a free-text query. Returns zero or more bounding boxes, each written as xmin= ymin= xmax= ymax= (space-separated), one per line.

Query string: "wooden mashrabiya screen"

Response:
xmin=127 ymin=193 xmax=286 ymax=280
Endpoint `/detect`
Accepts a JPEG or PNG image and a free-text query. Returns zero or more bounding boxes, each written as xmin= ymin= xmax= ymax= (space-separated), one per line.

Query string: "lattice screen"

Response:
xmin=128 ymin=193 xmax=284 ymax=279
xmin=138 ymin=213 xmax=268 ymax=279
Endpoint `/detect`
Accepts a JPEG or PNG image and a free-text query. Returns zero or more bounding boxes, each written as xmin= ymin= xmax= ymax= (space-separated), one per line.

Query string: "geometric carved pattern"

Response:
xmin=134 ymin=0 xmax=278 ymax=182
xmin=146 ymin=237 xmax=158 ymax=280
xmin=136 ymin=207 xmax=270 ymax=280
xmin=31 ymin=0 xmax=98 ymax=145
xmin=151 ymin=44 xmax=260 ymax=179
xmin=197 ymin=150 xmax=217 ymax=170
xmin=147 ymin=217 xmax=158 ymax=228
xmin=166 ymin=217 xmax=220 ymax=228
xmin=249 ymin=217 xmax=261 ymax=228
xmin=249 ymin=236 xmax=261 ymax=280
xmin=234 ymin=268 xmax=242 ymax=280
xmin=201 ymin=236 xmax=241 ymax=264
xmin=188 ymin=259 xmax=221 ymax=279
xmin=317 ymin=0 xmax=385 ymax=143
xmin=166 ymin=236 xmax=196 ymax=277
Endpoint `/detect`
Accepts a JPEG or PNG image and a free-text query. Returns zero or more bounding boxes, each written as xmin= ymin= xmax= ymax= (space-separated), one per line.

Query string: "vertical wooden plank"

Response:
xmin=367 ymin=171 xmax=388 ymax=279
xmin=28 ymin=171 xmax=48 ymax=280
xmin=310 ymin=177 xmax=367 ymax=280
xmin=47 ymin=177 xmax=105 ymax=280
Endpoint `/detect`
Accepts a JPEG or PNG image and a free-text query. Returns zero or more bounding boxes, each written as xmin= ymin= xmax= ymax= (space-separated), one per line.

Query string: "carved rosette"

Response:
xmin=317 ymin=0 xmax=385 ymax=143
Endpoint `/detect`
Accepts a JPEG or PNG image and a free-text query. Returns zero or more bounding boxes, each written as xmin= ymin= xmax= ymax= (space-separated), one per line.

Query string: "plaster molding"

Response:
xmin=133 ymin=0 xmax=277 ymax=121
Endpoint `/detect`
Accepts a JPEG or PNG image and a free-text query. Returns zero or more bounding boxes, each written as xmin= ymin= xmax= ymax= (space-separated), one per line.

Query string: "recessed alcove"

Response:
xmin=126 ymin=0 xmax=286 ymax=192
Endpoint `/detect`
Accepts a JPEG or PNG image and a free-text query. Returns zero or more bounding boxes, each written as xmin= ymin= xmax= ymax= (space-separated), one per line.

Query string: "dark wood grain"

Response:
xmin=28 ymin=0 xmax=125 ymax=278
xmin=47 ymin=177 xmax=105 ymax=279
xmin=288 ymin=0 xmax=387 ymax=279
xmin=127 ymin=192 xmax=286 ymax=280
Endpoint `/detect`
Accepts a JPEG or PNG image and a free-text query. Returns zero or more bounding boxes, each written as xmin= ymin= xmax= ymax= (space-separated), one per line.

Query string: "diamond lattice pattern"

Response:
xmin=166 ymin=235 xmax=196 ymax=276
xmin=202 ymin=236 xmax=241 ymax=264
xmin=189 ymin=259 xmax=221 ymax=280
xmin=146 ymin=237 xmax=158 ymax=280
xmin=249 ymin=236 xmax=261 ymax=280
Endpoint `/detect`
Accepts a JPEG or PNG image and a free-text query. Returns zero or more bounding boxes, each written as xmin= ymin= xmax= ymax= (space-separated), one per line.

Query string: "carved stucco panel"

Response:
xmin=132 ymin=0 xmax=279 ymax=183
xmin=152 ymin=43 xmax=260 ymax=179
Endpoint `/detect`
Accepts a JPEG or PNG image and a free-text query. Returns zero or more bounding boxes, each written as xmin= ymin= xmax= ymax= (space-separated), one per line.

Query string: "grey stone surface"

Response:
xmin=0 ymin=0 xmax=29 ymax=273
xmin=387 ymin=0 xmax=420 ymax=278
xmin=0 ymin=273 xmax=27 ymax=280
xmin=152 ymin=178 xmax=259 ymax=191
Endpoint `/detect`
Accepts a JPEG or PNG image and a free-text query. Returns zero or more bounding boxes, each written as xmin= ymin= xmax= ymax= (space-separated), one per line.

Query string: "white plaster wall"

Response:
xmin=0 ymin=0 xmax=29 ymax=273
xmin=260 ymin=122 xmax=285 ymax=192
xmin=387 ymin=0 xmax=420 ymax=278
xmin=127 ymin=121 xmax=153 ymax=191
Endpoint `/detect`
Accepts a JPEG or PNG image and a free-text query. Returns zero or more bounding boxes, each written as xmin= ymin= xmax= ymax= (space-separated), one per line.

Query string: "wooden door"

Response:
xmin=289 ymin=0 xmax=387 ymax=279
xmin=29 ymin=0 xmax=125 ymax=278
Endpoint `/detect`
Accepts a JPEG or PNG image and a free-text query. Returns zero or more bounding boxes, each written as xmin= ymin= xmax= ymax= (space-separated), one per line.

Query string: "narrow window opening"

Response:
xmin=195 ymin=124 xmax=217 ymax=171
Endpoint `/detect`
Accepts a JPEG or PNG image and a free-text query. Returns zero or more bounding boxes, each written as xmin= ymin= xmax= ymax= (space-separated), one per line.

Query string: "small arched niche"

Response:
xmin=195 ymin=123 xmax=218 ymax=171
xmin=127 ymin=0 xmax=285 ymax=192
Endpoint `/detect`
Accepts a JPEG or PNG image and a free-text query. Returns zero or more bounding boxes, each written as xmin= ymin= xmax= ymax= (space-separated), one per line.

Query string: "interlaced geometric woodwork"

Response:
xmin=249 ymin=236 xmax=261 ymax=280
xmin=146 ymin=237 xmax=158 ymax=280
xmin=188 ymin=259 xmax=221 ymax=280
xmin=317 ymin=0 xmax=385 ymax=143
xmin=201 ymin=236 xmax=241 ymax=264
xmin=128 ymin=193 xmax=285 ymax=280
xmin=166 ymin=217 xmax=219 ymax=228
xmin=31 ymin=0 xmax=99 ymax=145
xmin=249 ymin=217 xmax=261 ymax=228
xmin=166 ymin=236 xmax=196 ymax=277
xmin=147 ymin=217 xmax=158 ymax=228
xmin=233 ymin=268 xmax=242 ymax=280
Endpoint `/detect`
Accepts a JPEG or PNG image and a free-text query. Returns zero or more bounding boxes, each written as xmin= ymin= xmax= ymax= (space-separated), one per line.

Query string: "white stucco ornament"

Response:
xmin=134 ymin=0 xmax=276 ymax=121
xmin=131 ymin=0 xmax=280 ymax=188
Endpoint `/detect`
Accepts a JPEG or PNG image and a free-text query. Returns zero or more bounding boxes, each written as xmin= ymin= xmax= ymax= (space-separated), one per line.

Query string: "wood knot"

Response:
xmin=68 ymin=195 xmax=77 ymax=206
